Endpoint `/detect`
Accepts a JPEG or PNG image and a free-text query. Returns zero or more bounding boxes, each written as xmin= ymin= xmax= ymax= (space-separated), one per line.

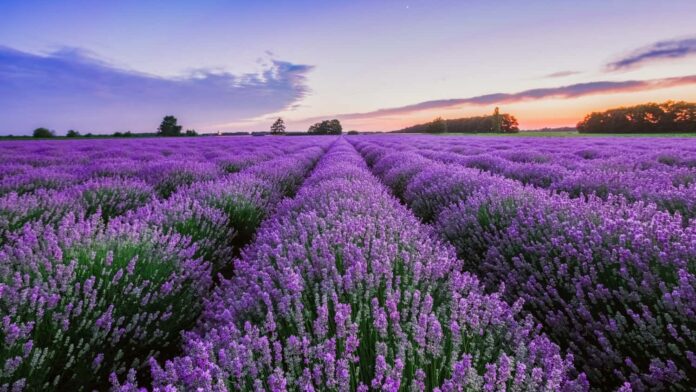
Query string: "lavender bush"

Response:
xmin=354 ymin=135 xmax=696 ymax=224
xmin=352 ymin=137 xmax=696 ymax=390
xmin=137 ymin=160 xmax=222 ymax=198
xmin=436 ymin=188 xmax=696 ymax=390
xmin=142 ymin=140 xmax=585 ymax=391
xmin=3 ymin=134 xmax=694 ymax=391
xmin=0 ymin=136 xmax=333 ymax=391
xmin=182 ymin=174 xmax=278 ymax=254
xmin=72 ymin=178 xmax=155 ymax=222
xmin=0 ymin=215 xmax=210 ymax=391
xmin=0 ymin=190 xmax=80 ymax=246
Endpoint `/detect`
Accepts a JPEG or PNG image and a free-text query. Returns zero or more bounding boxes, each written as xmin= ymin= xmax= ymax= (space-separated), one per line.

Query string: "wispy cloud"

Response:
xmin=0 ymin=46 xmax=313 ymax=133
xmin=543 ymin=70 xmax=581 ymax=78
xmin=607 ymin=37 xmax=696 ymax=71
xmin=315 ymin=74 xmax=696 ymax=121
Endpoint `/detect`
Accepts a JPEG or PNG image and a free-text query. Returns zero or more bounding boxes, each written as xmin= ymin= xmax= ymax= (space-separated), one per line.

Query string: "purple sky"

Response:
xmin=1 ymin=0 xmax=696 ymax=134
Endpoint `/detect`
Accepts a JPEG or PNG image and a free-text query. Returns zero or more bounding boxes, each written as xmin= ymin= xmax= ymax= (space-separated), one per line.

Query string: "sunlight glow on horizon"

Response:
xmin=1 ymin=0 xmax=696 ymax=134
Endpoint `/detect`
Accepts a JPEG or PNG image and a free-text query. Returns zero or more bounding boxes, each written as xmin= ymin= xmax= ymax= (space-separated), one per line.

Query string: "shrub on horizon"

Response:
xmin=32 ymin=128 xmax=54 ymax=138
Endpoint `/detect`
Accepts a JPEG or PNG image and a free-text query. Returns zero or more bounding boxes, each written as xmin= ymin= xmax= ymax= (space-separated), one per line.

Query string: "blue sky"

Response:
xmin=1 ymin=0 xmax=696 ymax=133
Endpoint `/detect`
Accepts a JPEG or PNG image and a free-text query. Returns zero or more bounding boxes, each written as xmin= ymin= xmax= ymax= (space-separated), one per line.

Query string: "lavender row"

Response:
xmin=133 ymin=139 xmax=587 ymax=391
xmin=0 ymin=144 xmax=328 ymax=391
xmin=0 ymin=139 xmax=329 ymax=246
xmin=352 ymin=139 xmax=696 ymax=390
xmin=0 ymin=137 xmax=323 ymax=199
xmin=354 ymin=135 xmax=696 ymax=223
xmin=418 ymin=148 xmax=696 ymax=224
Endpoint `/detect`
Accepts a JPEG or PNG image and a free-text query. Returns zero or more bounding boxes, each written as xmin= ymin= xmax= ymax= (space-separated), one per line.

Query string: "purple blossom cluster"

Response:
xmin=0 ymin=137 xmax=331 ymax=390
xmin=351 ymin=136 xmax=696 ymax=391
xmin=0 ymin=139 xmax=327 ymax=246
xmin=1 ymin=214 xmax=210 ymax=390
xmin=141 ymin=139 xmax=585 ymax=391
xmin=354 ymin=135 xmax=696 ymax=223
xmin=3 ymin=134 xmax=693 ymax=391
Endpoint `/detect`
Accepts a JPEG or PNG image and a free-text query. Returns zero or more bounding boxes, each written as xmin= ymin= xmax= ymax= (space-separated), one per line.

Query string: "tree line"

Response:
xmin=24 ymin=115 xmax=348 ymax=138
xmin=27 ymin=115 xmax=198 ymax=138
xmin=268 ymin=118 xmax=343 ymax=135
xmin=577 ymin=101 xmax=696 ymax=133
xmin=396 ymin=108 xmax=519 ymax=133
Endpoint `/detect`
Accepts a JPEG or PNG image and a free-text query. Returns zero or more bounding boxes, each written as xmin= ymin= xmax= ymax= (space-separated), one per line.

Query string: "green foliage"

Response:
xmin=66 ymin=130 xmax=80 ymax=137
xmin=147 ymin=197 xmax=235 ymax=273
xmin=308 ymin=119 xmax=342 ymax=135
xmin=0 ymin=192 xmax=78 ymax=246
xmin=199 ymin=192 xmax=267 ymax=249
xmin=577 ymin=101 xmax=696 ymax=133
xmin=270 ymin=118 xmax=286 ymax=135
xmin=0 ymin=221 xmax=209 ymax=391
xmin=185 ymin=129 xmax=198 ymax=136
xmin=157 ymin=115 xmax=183 ymax=136
xmin=399 ymin=111 xmax=519 ymax=133
xmin=347 ymin=130 xmax=359 ymax=135
xmin=427 ymin=117 xmax=448 ymax=133
xmin=492 ymin=107 xmax=502 ymax=132
xmin=32 ymin=128 xmax=54 ymax=138
xmin=80 ymin=185 xmax=153 ymax=223
xmin=155 ymin=172 xmax=198 ymax=199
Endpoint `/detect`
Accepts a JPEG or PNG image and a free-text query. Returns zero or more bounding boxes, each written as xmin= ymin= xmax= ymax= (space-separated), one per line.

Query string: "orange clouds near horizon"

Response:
xmin=326 ymin=83 xmax=696 ymax=131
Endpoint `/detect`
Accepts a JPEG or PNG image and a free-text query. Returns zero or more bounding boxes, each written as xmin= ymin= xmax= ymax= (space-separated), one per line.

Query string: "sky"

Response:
xmin=1 ymin=0 xmax=696 ymax=134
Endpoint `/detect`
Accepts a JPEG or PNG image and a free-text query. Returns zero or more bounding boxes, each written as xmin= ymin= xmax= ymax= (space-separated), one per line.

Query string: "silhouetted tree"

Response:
xmin=397 ymin=111 xmax=519 ymax=134
xmin=185 ymin=129 xmax=198 ymax=136
xmin=427 ymin=117 xmax=448 ymax=133
xmin=270 ymin=118 xmax=286 ymax=135
xmin=492 ymin=107 xmax=502 ymax=132
xmin=500 ymin=114 xmax=519 ymax=133
xmin=66 ymin=130 xmax=80 ymax=137
xmin=157 ymin=115 xmax=183 ymax=136
xmin=32 ymin=128 xmax=54 ymax=138
xmin=308 ymin=119 xmax=342 ymax=135
xmin=577 ymin=101 xmax=696 ymax=133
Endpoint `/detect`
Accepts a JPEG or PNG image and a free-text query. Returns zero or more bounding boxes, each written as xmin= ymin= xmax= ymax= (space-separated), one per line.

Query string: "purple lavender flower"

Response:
xmin=149 ymin=139 xmax=584 ymax=391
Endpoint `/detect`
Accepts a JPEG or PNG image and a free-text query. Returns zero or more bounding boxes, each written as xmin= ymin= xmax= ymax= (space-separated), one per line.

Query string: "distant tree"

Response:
xmin=185 ymin=129 xmax=198 ymax=136
xmin=124 ymin=131 xmax=133 ymax=137
xmin=85 ymin=133 xmax=94 ymax=137
xmin=308 ymin=119 xmax=342 ymax=135
xmin=66 ymin=129 xmax=80 ymax=137
xmin=492 ymin=107 xmax=502 ymax=132
xmin=113 ymin=132 xmax=123 ymax=137
xmin=427 ymin=117 xmax=448 ymax=133
xmin=578 ymin=101 xmax=696 ymax=133
xmin=347 ymin=130 xmax=359 ymax=135
xmin=501 ymin=114 xmax=519 ymax=133
xmin=157 ymin=115 xmax=183 ymax=136
xmin=270 ymin=118 xmax=286 ymax=135
xmin=33 ymin=128 xmax=54 ymax=138
xmin=397 ymin=110 xmax=519 ymax=134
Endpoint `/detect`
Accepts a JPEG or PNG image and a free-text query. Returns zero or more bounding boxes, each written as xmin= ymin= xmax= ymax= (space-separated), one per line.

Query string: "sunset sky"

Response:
xmin=2 ymin=0 xmax=696 ymax=134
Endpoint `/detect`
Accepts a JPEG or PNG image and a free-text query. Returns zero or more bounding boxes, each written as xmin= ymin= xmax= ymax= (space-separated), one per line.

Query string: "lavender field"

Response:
xmin=1 ymin=135 xmax=695 ymax=391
